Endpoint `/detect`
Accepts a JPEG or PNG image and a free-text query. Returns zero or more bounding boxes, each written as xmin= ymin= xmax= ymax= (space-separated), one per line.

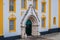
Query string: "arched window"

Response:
xmin=33 ymin=0 xmax=38 ymax=10
xmin=53 ymin=17 xmax=56 ymax=25
xmin=9 ymin=15 xmax=16 ymax=32
xmin=9 ymin=0 xmax=16 ymax=12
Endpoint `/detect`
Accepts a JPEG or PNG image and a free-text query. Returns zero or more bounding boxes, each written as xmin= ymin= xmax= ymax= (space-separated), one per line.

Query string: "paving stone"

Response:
xmin=16 ymin=32 xmax=60 ymax=40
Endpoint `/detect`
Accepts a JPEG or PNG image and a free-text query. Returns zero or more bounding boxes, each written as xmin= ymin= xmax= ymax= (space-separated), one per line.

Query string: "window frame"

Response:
xmin=9 ymin=18 xmax=16 ymax=32
xmin=33 ymin=0 xmax=38 ymax=10
xmin=21 ymin=0 xmax=27 ymax=10
xmin=41 ymin=17 xmax=46 ymax=28
xmin=9 ymin=0 xmax=16 ymax=12
xmin=53 ymin=17 xmax=56 ymax=25
xmin=42 ymin=2 xmax=46 ymax=13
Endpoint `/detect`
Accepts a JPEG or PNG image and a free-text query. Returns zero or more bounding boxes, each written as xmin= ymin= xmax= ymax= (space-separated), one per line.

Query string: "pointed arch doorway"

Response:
xmin=25 ymin=19 xmax=32 ymax=36
xmin=21 ymin=15 xmax=40 ymax=38
xmin=25 ymin=15 xmax=39 ymax=36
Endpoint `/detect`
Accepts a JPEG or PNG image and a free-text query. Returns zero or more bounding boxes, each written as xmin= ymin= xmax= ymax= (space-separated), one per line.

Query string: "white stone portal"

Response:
xmin=21 ymin=15 xmax=40 ymax=38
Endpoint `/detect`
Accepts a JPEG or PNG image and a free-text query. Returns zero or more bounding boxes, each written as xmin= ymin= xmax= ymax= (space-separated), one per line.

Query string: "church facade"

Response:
xmin=0 ymin=0 xmax=60 ymax=39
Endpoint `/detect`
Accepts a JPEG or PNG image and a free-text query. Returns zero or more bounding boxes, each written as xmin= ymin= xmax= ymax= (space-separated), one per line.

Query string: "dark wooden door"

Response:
xmin=26 ymin=20 xmax=32 ymax=36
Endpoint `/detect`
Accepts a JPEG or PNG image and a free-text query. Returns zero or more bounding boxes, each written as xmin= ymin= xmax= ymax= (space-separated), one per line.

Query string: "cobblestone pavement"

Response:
xmin=16 ymin=36 xmax=53 ymax=40
xmin=21 ymin=36 xmax=52 ymax=40
xmin=41 ymin=32 xmax=60 ymax=40
xmin=16 ymin=32 xmax=60 ymax=40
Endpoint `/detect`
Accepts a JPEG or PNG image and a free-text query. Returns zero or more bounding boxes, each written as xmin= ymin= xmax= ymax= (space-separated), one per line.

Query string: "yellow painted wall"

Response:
xmin=58 ymin=0 xmax=60 ymax=28
xmin=0 ymin=0 xmax=3 ymax=36
xmin=48 ymin=0 xmax=51 ymax=29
